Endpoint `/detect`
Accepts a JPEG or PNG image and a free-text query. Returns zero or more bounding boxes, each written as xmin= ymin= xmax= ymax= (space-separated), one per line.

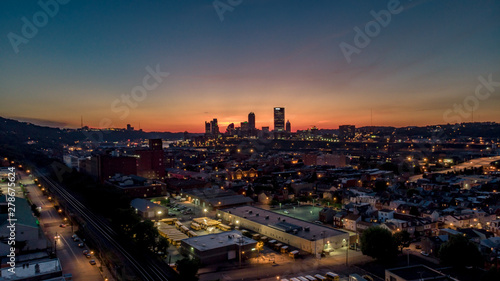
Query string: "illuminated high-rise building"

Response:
xmin=241 ymin=121 xmax=249 ymax=131
xmin=273 ymin=107 xmax=285 ymax=132
xmin=210 ymin=118 xmax=219 ymax=136
xmin=286 ymin=120 xmax=291 ymax=132
xmin=205 ymin=121 xmax=211 ymax=135
xmin=248 ymin=112 xmax=255 ymax=130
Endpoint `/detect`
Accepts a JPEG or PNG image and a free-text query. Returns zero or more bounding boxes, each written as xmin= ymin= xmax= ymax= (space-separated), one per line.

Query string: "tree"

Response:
xmin=438 ymin=234 xmax=483 ymax=268
xmin=176 ymin=257 xmax=200 ymax=281
xmin=111 ymin=208 xmax=141 ymax=236
xmin=360 ymin=227 xmax=398 ymax=262
xmin=481 ymin=268 xmax=500 ymax=281
xmin=393 ymin=230 xmax=411 ymax=252
xmin=156 ymin=237 xmax=169 ymax=258
xmin=159 ymin=198 xmax=170 ymax=206
xmin=132 ymin=220 xmax=159 ymax=250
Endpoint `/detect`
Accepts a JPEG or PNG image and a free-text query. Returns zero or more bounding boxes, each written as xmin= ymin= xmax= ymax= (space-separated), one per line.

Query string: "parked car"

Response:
xmin=59 ymin=224 xmax=66 ymax=228
xmin=89 ymin=259 xmax=96 ymax=265
xmin=78 ymin=243 xmax=84 ymax=248
xmin=85 ymin=253 xmax=92 ymax=258
xmin=284 ymin=210 xmax=290 ymax=214
xmin=83 ymin=250 xmax=89 ymax=255
xmin=421 ymin=251 xmax=429 ymax=256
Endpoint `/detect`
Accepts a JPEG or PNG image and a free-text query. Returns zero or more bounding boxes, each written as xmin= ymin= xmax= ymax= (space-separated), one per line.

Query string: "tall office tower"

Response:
xmin=339 ymin=125 xmax=356 ymax=139
xmin=241 ymin=121 xmax=249 ymax=131
xmin=211 ymin=118 xmax=219 ymax=136
xmin=286 ymin=120 xmax=291 ymax=132
xmin=248 ymin=112 xmax=256 ymax=130
xmin=274 ymin=107 xmax=285 ymax=132
xmin=205 ymin=121 xmax=211 ymax=135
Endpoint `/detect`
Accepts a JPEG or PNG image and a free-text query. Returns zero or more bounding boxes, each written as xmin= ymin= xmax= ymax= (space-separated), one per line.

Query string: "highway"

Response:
xmin=409 ymin=155 xmax=500 ymax=182
xmin=34 ymin=170 xmax=178 ymax=281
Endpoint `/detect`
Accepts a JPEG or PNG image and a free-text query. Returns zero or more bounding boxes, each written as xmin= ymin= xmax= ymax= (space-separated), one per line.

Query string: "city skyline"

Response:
xmin=2 ymin=2 xmax=500 ymax=281
xmin=0 ymin=1 xmax=499 ymax=132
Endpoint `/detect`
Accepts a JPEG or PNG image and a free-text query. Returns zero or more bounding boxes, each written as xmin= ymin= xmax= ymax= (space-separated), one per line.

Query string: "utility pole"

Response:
xmin=238 ymin=237 xmax=243 ymax=267
xmin=345 ymin=243 xmax=348 ymax=266
xmin=54 ymin=233 xmax=57 ymax=256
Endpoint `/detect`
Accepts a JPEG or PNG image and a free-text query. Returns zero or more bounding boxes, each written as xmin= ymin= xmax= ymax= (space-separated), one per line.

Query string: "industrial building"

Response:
xmin=180 ymin=230 xmax=257 ymax=265
xmin=217 ymin=206 xmax=349 ymax=257
xmin=130 ymin=198 xmax=168 ymax=219
xmin=385 ymin=265 xmax=458 ymax=281
xmin=182 ymin=187 xmax=254 ymax=211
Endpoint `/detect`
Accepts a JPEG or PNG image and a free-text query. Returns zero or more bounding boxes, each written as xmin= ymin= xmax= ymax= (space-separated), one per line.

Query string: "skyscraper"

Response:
xmin=274 ymin=107 xmax=285 ymax=132
xmin=248 ymin=112 xmax=255 ymax=130
xmin=211 ymin=118 xmax=219 ymax=136
xmin=286 ymin=120 xmax=291 ymax=132
xmin=205 ymin=121 xmax=211 ymax=135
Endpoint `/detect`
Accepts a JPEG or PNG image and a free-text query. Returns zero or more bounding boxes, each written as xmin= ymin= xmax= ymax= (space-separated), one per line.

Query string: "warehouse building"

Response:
xmin=385 ymin=265 xmax=458 ymax=281
xmin=217 ymin=206 xmax=349 ymax=257
xmin=180 ymin=230 xmax=257 ymax=264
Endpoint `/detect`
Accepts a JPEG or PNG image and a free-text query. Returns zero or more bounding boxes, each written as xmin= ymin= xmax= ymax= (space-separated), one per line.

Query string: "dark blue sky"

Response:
xmin=1 ymin=0 xmax=499 ymax=131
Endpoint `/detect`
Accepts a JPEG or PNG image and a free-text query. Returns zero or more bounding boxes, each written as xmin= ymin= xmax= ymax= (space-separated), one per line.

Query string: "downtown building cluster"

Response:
xmin=204 ymin=107 xmax=292 ymax=139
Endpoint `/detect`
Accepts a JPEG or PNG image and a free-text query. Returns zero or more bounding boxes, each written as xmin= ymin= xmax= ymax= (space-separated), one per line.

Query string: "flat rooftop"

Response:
xmin=219 ymin=206 xmax=348 ymax=241
xmin=0 ymin=258 xmax=61 ymax=280
xmin=387 ymin=265 xmax=450 ymax=281
xmin=182 ymin=230 xmax=256 ymax=251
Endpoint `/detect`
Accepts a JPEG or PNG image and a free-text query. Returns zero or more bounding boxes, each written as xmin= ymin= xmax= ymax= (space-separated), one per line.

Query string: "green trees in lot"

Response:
xmin=393 ymin=230 xmax=411 ymax=252
xmin=110 ymin=208 xmax=168 ymax=254
xmin=360 ymin=227 xmax=398 ymax=262
xmin=132 ymin=220 xmax=159 ymax=250
xmin=175 ymin=257 xmax=200 ymax=281
xmin=438 ymin=234 xmax=483 ymax=268
xmin=156 ymin=237 xmax=170 ymax=258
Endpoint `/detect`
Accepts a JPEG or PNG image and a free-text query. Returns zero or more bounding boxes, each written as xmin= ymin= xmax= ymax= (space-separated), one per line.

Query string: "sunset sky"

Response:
xmin=0 ymin=0 xmax=499 ymax=132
